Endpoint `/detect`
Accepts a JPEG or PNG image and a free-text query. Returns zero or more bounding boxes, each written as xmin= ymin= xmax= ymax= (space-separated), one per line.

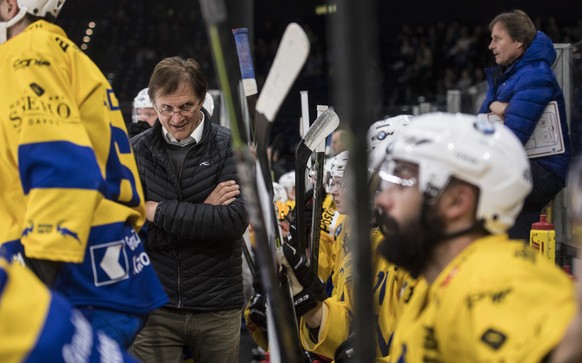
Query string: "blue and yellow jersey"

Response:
xmin=317 ymin=197 xmax=338 ymax=283
xmin=0 ymin=254 xmax=137 ymax=363
xmin=0 ymin=21 xmax=166 ymax=313
xmin=301 ymin=228 xmax=415 ymax=362
xmin=330 ymin=214 xmax=350 ymax=297
xmin=391 ymin=235 xmax=576 ymax=363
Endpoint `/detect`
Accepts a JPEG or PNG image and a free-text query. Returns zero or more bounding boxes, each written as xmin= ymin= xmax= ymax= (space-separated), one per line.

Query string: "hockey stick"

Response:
xmin=251 ymin=23 xmax=310 ymax=359
xmin=330 ymin=0 xmax=380 ymax=360
xmin=232 ymin=27 xmax=258 ymax=97
xmin=254 ymin=23 xmax=310 ymax=196
xmin=231 ymin=27 xmax=259 ymax=276
xmin=308 ymin=105 xmax=331 ymax=278
xmin=295 ymin=108 xmax=340 ymax=254
xmin=232 ymin=27 xmax=258 ymax=142
xmin=199 ymin=2 xmax=305 ymax=362
xmin=248 ymin=23 xmax=315 ymax=362
xmin=309 ymin=151 xmax=325 ymax=276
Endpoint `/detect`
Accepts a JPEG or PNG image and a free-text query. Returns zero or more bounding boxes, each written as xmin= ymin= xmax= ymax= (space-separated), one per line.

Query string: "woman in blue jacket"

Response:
xmin=479 ymin=10 xmax=571 ymax=240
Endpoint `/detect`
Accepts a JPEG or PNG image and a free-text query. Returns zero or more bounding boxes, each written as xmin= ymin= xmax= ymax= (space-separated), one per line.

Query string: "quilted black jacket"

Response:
xmin=131 ymin=112 xmax=248 ymax=311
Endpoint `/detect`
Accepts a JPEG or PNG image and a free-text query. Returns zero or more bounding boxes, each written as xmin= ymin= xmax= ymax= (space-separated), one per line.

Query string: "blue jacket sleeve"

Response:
xmin=502 ymin=71 xmax=555 ymax=144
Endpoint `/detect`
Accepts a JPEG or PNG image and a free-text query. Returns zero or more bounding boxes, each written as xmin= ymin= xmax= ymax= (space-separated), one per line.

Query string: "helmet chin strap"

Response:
xmin=0 ymin=7 xmax=29 ymax=44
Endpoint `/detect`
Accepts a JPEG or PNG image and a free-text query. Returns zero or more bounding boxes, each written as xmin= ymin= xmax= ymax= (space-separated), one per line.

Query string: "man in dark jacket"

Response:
xmin=479 ymin=10 xmax=570 ymax=240
xmin=130 ymin=56 xmax=249 ymax=363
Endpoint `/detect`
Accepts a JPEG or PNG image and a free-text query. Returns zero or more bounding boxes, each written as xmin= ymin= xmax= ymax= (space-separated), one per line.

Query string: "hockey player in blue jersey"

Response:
xmin=0 ymin=0 xmax=167 ymax=348
xmin=0 ymin=250 xmax=140 ymax=363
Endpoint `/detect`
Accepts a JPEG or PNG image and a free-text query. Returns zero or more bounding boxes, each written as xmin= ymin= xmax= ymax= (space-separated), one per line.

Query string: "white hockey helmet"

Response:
xmin=272 ymin=182 xmax=288 ymax=203
xmin=1 ymin=0 xmax=66 ymax=44
xmin=329 ymin=150 xmax=350 ymax=179
xmin=367 ymin=114 xmax=413 ymax=172
xmin=203 ymin=92 xmax=215 ymax=117
xmin=278 ymin=171 xmax=296 ymax=200
xmin=134 ymin=88 xmax=153 ymax=109
xmin=132 ymin=88 xmax=154 ymax=123
xmin=383 ymin=112 xmax=532 ymax=234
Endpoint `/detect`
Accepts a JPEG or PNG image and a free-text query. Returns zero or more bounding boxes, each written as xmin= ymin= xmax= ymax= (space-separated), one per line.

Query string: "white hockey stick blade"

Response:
xmin=255 ymin=23 xmax=310 ymax=122
xmin=303 ymin=109 xmax=340 ymax=151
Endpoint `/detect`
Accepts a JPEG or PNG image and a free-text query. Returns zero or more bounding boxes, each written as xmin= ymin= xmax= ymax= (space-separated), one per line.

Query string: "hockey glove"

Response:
xmin=282 ymin=242 xmax=327 ymax=317
xmin=334 ymin=332 xmax=356 ymax=363
xmin=244 ymin=292 xmax=269 ymax=350
xmin=288 ymin=189 xmax=314 ymax=245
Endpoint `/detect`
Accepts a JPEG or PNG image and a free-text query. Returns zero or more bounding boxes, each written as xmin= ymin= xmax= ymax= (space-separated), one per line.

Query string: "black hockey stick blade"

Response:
xmin=309 ymin=151 xmax=326 ymax=277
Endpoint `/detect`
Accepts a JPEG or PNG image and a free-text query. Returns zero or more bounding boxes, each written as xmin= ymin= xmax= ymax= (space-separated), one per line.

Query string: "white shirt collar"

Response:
xmin=161 ymin=111 xmax=205 ymax=147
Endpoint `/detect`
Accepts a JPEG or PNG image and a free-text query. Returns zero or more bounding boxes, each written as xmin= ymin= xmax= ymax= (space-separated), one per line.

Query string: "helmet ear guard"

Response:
xmin=387 ymin=112 xmax=532 ymax=234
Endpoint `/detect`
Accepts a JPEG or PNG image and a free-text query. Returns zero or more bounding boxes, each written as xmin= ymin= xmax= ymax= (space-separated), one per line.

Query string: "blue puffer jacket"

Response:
xmin=480 ymin=31 xmax=570 ymax=181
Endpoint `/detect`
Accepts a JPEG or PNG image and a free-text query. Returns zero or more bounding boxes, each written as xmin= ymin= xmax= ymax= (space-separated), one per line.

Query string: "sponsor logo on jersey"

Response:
xmin=480 ymin=328 xmax=507 ymax=350
xmin=400 ymin=281 xmax=415 ymax=304
xmin=57 ymin=222 xmax=81 ymax=243
xmin=30 ymin=82 xmax=45 ymax=96
xmin=8 ymin=90 xmax=72 ymax=131
xmin=13 ymin=58 xmax=51 ymax=70
xmin=22 ymin=221 xmax=34 ymax=237
xmin=54 ymin=35 xmax=70 ymax=53
xmin=466 ymin=288 xmax=513 ymax=309
xmin=423 ymin=326 xmax=439 ymax=350
xmin=320 ymin=208 xmax=334 ymax=233
xmin=514 ymin=244 xmax=537 ymax=264
xmin=90 ymin=241 xmax=129 ymax=287
xmin=473 ymin=119 xmax=497 ymax=135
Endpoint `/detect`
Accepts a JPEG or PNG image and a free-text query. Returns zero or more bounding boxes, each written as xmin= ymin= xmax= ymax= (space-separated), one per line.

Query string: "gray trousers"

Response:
xmin=131 ymin=307 xmax=242 ymax=363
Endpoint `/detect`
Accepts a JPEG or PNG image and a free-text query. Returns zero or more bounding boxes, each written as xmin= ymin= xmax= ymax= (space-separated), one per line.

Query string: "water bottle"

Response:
xmin=529 ymin=214 xmax=556 ymax=263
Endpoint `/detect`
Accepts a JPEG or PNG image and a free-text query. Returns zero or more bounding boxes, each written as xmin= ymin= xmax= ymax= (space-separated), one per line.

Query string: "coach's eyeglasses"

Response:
xmin=156 ymin=103 xmax=197 ymax=117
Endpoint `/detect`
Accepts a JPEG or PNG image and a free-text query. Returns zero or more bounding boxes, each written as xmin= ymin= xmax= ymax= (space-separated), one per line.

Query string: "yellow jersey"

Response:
xmin=0 ymin=20 xmax=145 ymax=260
xmin=0 ymin=20 xmax=166 ymax=313
xmin=301 ymin=228 xmax=415 ymax=361
xmin=391 ymin=234 xmax=576 ymax=362
xmin=0 ymin=254 xmax=137 ymax=363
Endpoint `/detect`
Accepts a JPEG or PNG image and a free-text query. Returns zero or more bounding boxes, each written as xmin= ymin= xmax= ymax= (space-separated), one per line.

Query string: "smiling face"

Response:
xmin=154 ymin=82 xmax=203 ymax=141
xmin=489 ymin=22 xmax=525 ymax=66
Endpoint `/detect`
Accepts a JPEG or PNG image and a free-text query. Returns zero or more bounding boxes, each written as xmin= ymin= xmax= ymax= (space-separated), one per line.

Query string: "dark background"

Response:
xmin=56 ymin=0 xmax=582 ymax=155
